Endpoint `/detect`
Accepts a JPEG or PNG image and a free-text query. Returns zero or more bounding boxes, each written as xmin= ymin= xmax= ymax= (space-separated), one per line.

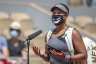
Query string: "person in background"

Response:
xmin=0 ymin=29 xmax=9 ymax=64
xmin=7 ymin=21 xmax=26 ymax=57
xmin=32 ymin=3 xmax=87 ymax=64
xmin=0 ymin=29 xmax=9 ymax=58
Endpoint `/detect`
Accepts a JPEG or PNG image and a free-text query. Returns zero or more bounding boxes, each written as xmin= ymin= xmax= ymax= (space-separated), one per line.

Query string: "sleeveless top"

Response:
xmin=7 ymin=39 xmax=26 ymax=57
xmin=47 ymin=27 xmax=73 ymax=64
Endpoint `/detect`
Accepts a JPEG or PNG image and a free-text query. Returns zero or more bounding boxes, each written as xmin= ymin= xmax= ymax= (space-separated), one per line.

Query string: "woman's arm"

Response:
xmin=32 ymin=33 xmax=49 ymax=62
xmin=41 ymin=44 xmax=50 ymax=61
xmin=2 ymin=47 xmax=9 ymax=57
xmin=32 ymin=44 xmax=49 ymax=62
xmin=1 ymin=37 xmax=9 ymax=57
xmin=66 ymin=29 xmax=87 ymax=63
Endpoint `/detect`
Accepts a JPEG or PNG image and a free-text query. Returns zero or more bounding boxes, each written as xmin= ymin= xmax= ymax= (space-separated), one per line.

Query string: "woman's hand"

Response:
xmin=32 ymin=46 xmax=42 ymax=56
xmin=32 ymin=46 xmax=50 ymax=62
xmin=50 ymin=49 xmax=65 ymax=59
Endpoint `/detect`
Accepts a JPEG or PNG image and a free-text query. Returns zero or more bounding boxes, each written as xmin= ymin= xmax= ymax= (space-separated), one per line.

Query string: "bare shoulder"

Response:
xmin=72 ymin=28 xmax=80 ymax=35
xmin=72 ymin=28 xmax=82 ymax=39
xmin=72 ymin=28 xmax=84 ymax=47
xmin=72 ymin=28 xmax=86 ymax=51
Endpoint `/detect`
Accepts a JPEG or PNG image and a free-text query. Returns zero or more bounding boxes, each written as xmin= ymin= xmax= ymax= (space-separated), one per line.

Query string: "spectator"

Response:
xmin=0 ymin=29 xmax=9 ymax=58
xmin=7 ymin=21 xmax=26 ymax=57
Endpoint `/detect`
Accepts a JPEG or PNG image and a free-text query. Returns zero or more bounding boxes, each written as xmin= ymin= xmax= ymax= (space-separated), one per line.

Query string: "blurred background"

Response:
xmin=0 ymin=0 xmax=96 ymax=64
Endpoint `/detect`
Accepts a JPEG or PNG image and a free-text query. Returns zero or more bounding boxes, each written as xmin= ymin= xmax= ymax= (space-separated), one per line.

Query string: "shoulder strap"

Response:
xmin=46 ymin=30 xmax=52 ymax=42
xmin=63 ymin=27 xmax=74 ymax=56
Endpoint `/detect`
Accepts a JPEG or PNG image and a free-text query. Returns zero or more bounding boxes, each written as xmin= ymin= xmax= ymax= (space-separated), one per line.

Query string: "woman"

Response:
xmin=33 ymin=3 xmax=87 ymax=64
xmin=7 ymin=22 xmax=26 ymax=57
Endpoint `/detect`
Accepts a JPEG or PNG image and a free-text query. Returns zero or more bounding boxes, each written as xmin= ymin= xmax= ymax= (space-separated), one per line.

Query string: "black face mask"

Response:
xmin=52 ymin=15 xmax=65 ymax=26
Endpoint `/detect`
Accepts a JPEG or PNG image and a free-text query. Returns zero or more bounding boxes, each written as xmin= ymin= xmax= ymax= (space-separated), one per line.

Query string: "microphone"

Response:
xmin=27 ymin=30 xmax=42 ymax=40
